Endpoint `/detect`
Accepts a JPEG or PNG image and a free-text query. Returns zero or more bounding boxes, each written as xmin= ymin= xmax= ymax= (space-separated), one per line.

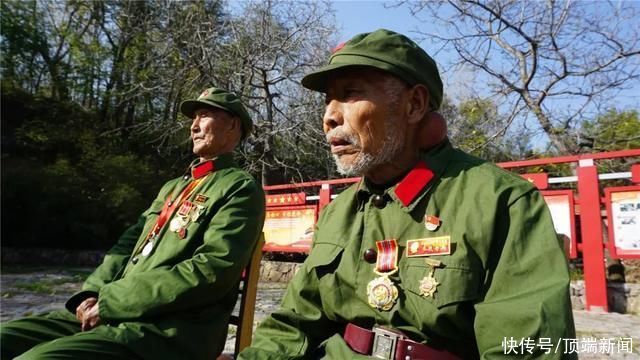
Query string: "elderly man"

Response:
xmin=240 ymin=30 xmax=575 ymax=359
xmin=1 ymin=87 xmax=265 ymax=360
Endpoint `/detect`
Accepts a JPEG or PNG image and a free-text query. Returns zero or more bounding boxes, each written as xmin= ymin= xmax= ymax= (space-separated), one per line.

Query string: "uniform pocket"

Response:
xmin=304 ymin=242 xmax=344 ymax=278
xmin=400 ymin=260 xmax=481 ymax=309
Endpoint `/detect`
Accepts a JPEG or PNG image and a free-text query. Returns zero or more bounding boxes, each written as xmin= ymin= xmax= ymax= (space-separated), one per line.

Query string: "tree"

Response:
xmin=580 ymin=109 xmax=640 ymax=173
xmin=401 ymin=0 xmax=640 ymax=155
xmin=441 ymin=96 xmax=532 ymax=162
xmin=201 ymin=0 xmax=338 ymax=185
xmin=1 ymin=0 xmax=340 ymax=250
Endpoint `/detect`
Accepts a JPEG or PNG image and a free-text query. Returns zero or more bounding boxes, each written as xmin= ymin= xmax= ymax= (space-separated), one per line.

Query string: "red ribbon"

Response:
xmin=375 ymin=239 xmax=399 ymax=273
xmin=146 ymin=177 xmax=205 ymax=241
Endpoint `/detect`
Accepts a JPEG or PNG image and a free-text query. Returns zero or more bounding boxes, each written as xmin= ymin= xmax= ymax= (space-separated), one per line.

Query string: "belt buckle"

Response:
xmin=371 ymin=326 xmax=406 ymax=360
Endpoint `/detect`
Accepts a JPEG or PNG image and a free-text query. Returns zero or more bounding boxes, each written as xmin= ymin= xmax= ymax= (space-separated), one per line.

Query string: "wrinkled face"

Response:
xmin=323 ymin=68 xmax=409 ymax=176
xmin=190 ymin=107 xmax=237 ymax=159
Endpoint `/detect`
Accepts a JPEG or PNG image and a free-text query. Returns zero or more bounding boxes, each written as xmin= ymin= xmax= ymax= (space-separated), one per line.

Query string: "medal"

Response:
xmin=191 ymin=205 xmax=205 ymax=222
xmin=194 ymin=194 xmax=208 ymax=204
xmin=419 ymin=275 xmax=439 ymax=298
xmin=419 ymin=259 xmax=442 ymax=298
xmin=367 ymin=275 xmax=398 ymax=311
xmin=169 ymin=217 xmax=187 ymax=232
xmin=367 ymin=239 xmax=399 ymax=311
xmin=141 ymin=241 xmax=154 ymax=256
xmin=177 ymin=201 xmax=194 ymax=217
xmin=424 ymin=215 xmax=440 ymax=231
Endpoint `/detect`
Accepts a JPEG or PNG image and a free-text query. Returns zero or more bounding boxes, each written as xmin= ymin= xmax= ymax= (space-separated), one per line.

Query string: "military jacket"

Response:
xmin=241 ymin=141 xmax=575 ymax=359
xmin=65 ymin=153 xmax=265 ymax=360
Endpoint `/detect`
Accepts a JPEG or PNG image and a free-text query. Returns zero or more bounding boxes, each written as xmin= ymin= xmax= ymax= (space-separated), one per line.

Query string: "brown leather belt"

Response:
xmin=343 ymin=323 xmax=461 ymax=360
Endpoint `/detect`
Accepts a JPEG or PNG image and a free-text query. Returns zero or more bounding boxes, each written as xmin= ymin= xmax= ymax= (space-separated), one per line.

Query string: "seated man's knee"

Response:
xmin=15 ymin=331 xmax=139 ymax=360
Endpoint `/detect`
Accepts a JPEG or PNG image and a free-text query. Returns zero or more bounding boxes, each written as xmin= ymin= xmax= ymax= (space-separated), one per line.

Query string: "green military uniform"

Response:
xmin=2 ymin=153 xmax=265 ymax=360
xmin=240 ymin=140 xmax=575 ymax=359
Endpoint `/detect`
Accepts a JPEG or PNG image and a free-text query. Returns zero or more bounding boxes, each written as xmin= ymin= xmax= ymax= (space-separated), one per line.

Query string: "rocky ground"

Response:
xmin=1 ymin=267 xmax=639 ymax=358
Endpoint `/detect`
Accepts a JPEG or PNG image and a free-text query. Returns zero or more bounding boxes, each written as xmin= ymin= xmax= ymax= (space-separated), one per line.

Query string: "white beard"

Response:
xmin=331 ymin=115 xmax=405 ymax=176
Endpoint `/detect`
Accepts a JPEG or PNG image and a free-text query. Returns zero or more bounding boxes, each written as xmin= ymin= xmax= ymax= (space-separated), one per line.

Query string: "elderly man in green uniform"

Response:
xmin=240 ymin=29 xmax=575 ymax=359
xmin=1 ymin=87 xmax=266 ymax=360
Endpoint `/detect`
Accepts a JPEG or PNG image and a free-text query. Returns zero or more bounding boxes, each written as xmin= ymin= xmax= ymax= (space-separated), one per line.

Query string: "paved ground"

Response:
xmin=1 ymin=268 xmax=639 ymax=358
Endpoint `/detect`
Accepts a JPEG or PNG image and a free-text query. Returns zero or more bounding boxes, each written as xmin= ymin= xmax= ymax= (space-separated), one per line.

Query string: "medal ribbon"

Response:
xmin=374 ymin=239 xmax=399 ymax=275
xmin=145 ymin=176 xmax=207 ymax=241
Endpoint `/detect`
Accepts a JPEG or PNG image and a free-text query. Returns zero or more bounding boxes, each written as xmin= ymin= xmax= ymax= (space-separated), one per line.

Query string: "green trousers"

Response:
xmin=0 ymin=310 xmax=139 ymax=360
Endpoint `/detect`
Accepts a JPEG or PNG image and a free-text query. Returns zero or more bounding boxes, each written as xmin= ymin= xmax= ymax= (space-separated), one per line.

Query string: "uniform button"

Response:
xmin=363 ymin=248 xmax=377 ymax=263
xmin=372 ymin=194 xmax=386 ymax=208
xmin=132 ymin=257 xmax=139 ymax=264
xmin=407 ymin=345 xmax=413 ymax=351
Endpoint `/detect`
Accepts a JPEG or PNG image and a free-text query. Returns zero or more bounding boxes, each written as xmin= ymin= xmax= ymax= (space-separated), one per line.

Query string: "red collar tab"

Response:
xmin=332 ymin=42 xmax=346 ymax=54
xmin=191 ymin=160 xmax=215 ymax=179
xmin=394 ymin=160 xmax=435 ymax=207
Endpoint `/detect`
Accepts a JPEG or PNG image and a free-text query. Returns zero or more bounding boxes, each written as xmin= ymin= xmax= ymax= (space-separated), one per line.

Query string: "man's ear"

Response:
xmin=405 ymin=84 xmax=430 ymax=125
xmin=418 ymin=111 xmax=448 ymax=150
xmin=227 ymin=117 xmax=241 ymax=133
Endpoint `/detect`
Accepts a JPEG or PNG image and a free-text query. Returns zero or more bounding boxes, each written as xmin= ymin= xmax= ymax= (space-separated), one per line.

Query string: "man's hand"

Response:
xmin=75 ymin=297 xmax=102 ymax=331
xmin=75 ymin=297 xmax=97 ymax=322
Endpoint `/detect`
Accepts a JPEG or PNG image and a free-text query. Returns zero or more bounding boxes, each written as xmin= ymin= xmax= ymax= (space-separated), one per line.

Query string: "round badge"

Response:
xmin=424 ymin=215 xmax=440 ymax=231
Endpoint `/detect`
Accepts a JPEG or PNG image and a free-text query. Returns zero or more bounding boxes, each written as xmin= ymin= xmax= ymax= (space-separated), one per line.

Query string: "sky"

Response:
xmin=332 ymin=1 xmax=422 ymax=39
xmin=331 ymin=0 xmax=639 ymax=106
xmin=225 ymin=0 xmax=639 ymax=148
xmin=330 ymin=0 xmax=640 ymax=148
xmin=330 ymin=1 xmax=477 ymax=100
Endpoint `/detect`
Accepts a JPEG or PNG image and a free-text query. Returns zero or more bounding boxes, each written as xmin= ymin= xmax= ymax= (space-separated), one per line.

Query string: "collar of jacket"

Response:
xmin=356 ymin=138 xmax=454 ymax=212
xmin=188 ymin=153 xmax=236 ymax=179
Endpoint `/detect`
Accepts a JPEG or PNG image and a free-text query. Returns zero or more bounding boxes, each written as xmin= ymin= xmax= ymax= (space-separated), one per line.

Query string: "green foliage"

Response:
xmin=1 ymin=85 xmax=184 ymax=249
xmin=446 ymin=97 xmax=533 ymax=163
xmin=581 ymin=109 xmax=640 ymax=174
xmin=581 ymin=109 xmax=640 ymax=152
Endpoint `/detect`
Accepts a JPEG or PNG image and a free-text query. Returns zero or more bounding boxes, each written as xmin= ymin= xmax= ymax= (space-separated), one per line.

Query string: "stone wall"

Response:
xmin=1 ymin=248 xmax=105 ymax=266
xmin=570 ymin=280 xmax=640 ymax=314
xmin=259 ymin=260 xmax=302 ymax=282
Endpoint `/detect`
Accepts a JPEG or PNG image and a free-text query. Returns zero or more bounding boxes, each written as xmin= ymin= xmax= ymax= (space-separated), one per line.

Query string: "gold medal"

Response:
xmin=141 ymin=241 xmax=154 ymax=256
xmin=419 ymin=275 xmax=439 ymax=298
xmin=419 ymin=259 xmax=442 ymax=298
xmin=367 ymin=275 xmax=398 ymax=311
xmin=367 ymin=239 xmax=399 ymax=311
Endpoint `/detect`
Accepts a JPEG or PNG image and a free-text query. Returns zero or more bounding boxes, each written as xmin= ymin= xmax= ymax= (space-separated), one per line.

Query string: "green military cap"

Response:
xmin=180 ymin=87 xmax=253 ymax=139
xmin=302 ymin=29 xmax=444 ymax=110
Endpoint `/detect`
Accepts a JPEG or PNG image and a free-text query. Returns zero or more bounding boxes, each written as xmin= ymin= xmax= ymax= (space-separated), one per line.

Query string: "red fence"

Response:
xmin=263 ymin=149 xmax=640 ymax=312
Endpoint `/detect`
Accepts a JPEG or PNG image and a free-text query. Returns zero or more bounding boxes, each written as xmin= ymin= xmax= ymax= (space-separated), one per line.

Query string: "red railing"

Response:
xmin=263 ymin=148 xmax=640 ymax=312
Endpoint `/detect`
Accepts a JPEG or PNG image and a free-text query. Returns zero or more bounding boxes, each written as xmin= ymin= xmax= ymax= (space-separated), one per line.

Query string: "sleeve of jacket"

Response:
xmin=238 ymin=211 xmax=343 ymax=360
xmin=64 ymin=198 xmax=157 ymax=314
xmin=474 ymin=188 xmax=576 ymax=359
xmin=96 ymin=175 xmax=265 ymax=321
